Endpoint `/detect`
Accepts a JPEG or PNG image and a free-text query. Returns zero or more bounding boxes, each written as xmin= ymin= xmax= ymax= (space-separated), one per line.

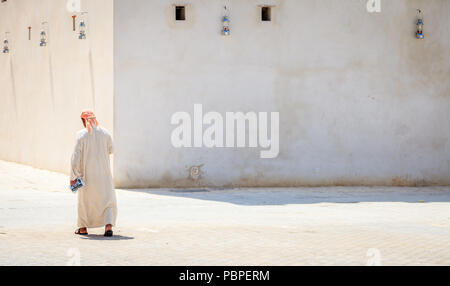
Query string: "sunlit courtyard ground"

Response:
xmin=0 ymin=160 xmax=449 ymax=266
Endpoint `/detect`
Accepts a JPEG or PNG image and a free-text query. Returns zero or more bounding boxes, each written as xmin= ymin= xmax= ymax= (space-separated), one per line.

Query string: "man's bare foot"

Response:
xmin=104 ymin=224 xmax=113 ymax=237
xmin=75 ymin=227 xmax=88 ymax=235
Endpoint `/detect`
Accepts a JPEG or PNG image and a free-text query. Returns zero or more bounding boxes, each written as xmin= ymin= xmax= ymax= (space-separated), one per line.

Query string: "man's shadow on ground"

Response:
xmin=80 ymin=234 xmax=135 ymax=241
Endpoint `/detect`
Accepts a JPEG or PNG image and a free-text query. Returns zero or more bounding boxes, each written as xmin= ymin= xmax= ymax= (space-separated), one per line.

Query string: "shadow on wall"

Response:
xmin=123 ymin=187 xmax=450 ymax=206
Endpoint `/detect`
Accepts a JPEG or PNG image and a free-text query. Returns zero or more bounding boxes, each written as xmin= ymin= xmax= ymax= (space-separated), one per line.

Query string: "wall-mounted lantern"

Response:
xmin=222 ymin=6 xmax=230 ymax=36
xmin=2 ymin=32 xmax=9 ymax=54
xmin=79 ymin=20 xmax=86 ymax=39
xmin=416 ymin=9 xmax=424 ymax=39
xmin=78 ymin=12 xmax=88 ymax=40
xmin=40 ymin=22 xmax=48 ymax=47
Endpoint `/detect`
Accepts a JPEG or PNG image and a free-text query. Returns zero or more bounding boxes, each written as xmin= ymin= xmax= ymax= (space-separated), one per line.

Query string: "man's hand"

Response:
xmin=70 ymin=180 xmax=77 ymax=186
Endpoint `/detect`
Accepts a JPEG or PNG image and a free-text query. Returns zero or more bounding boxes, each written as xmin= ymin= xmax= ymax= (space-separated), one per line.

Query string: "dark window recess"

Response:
xmin=261 ymin=6 xmax=271 ymax=21
xmin=176 ymin=6 xmax=186 ymax=21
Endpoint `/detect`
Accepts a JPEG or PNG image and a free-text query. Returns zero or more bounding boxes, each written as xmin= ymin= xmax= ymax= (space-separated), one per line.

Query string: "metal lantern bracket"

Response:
xmin=72 ymin=15 xmax=77 ymax=31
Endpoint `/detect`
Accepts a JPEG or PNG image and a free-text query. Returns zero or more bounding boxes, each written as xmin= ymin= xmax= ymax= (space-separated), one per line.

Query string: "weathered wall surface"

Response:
xmin=114 ymin=0 xmax=450 ymax=188
xmin=0 ymin=0 xmax=113 ymax=174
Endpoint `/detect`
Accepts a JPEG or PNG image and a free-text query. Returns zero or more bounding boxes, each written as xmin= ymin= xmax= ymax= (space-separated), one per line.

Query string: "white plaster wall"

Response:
xmin=118 ymin=0 xmax=448 ymax=187
xmin=0 ymin=0 xmax=113 ymax=174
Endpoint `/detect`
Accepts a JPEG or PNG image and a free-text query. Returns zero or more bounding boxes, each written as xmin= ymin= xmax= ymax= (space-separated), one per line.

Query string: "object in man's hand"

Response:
xmin=70 ymin=178 xmax=85 ymax=193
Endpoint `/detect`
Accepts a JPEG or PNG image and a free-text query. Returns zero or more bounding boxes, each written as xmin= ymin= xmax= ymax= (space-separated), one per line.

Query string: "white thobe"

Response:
xmin=70 ymin=126 xmax=117 ymax=228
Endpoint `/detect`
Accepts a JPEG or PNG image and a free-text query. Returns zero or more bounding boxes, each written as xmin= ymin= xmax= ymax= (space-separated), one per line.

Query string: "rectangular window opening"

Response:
xmin=261 ymin=6 xmax=271 ymax=21
xmin=176 ymin=6 xmax=186 ymax=21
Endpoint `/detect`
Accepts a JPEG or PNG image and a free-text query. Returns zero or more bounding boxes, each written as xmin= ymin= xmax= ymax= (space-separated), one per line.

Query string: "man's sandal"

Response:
xmin=75 ymin=229 xmax=88 ymax=235
xmin=104 ymin=230 xmax=113 ymax=237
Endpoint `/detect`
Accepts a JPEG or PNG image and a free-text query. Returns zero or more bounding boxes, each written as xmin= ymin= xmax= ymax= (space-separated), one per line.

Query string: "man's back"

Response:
xmin=76 ymin=126 xmax=113 ymax=180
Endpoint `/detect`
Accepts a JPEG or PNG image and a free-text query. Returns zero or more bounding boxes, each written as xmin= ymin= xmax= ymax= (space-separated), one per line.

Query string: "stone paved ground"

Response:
xmin=0 ymin=160 xmax=450 ymax=266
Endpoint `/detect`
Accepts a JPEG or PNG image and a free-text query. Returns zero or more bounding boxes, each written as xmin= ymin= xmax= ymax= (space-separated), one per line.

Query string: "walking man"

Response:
xmin=70 ymin=110 xmax=117 ymax=237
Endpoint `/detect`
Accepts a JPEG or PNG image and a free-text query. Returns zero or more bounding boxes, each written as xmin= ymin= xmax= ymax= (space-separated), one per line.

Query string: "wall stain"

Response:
xmin=89 ymin=49 xmax=96 ymax=110
xmin=117 ymin=175 xmax=446 ymax=189
xmin=9 ymin=57 xmax=18 ymax=119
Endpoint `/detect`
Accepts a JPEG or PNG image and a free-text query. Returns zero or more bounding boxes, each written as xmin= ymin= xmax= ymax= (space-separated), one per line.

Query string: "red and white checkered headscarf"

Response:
xmin=80 ymin=110 xmax=99 ymax=134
